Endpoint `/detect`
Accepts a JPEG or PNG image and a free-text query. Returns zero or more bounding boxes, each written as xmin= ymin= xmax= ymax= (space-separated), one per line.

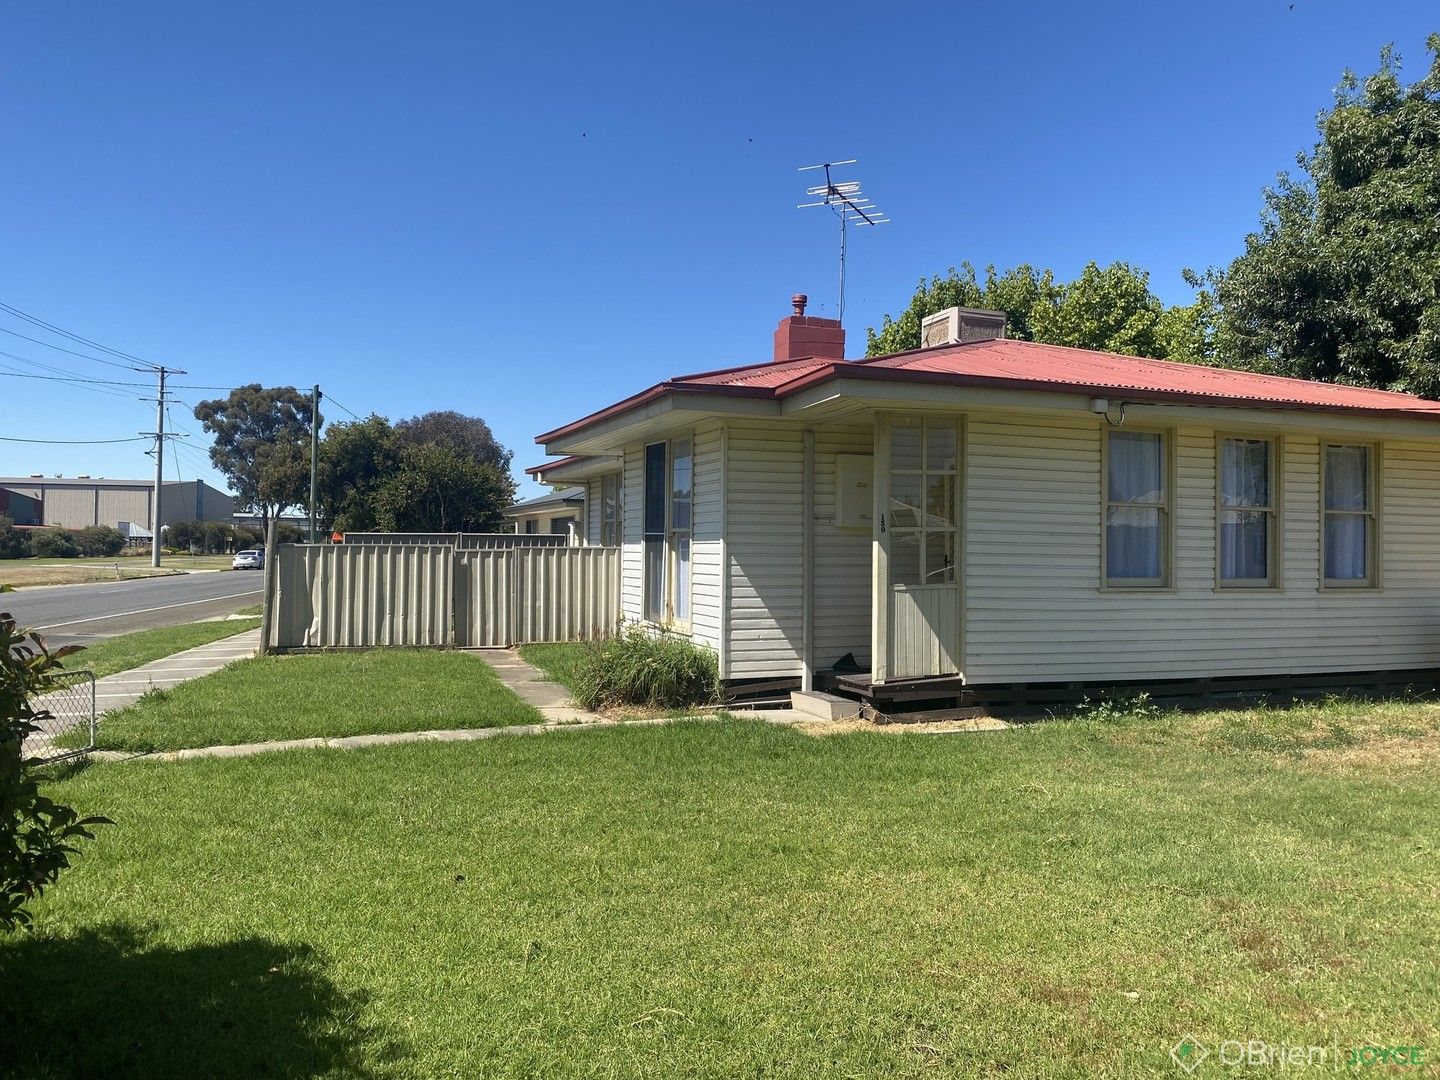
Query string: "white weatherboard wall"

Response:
xmin=963 ymin=411 xmax=1440 ymax=682
xmin=723 ymin=420 xmax=873 ymax=680
xmin=616 ymin=422 xmax=724 ymax=658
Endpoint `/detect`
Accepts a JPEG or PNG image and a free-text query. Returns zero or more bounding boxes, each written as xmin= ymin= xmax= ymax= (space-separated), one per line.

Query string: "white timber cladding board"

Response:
xmin=613 ymin=424 xmax=723 ymax=655
xmin=963 ymin=414 xmax=1440 ymax=682
xmin=690 ymin=422 xmax=725 ymax=655
xmin=724 ymin=422 xmax=805 ymax=677
xmin=602 ymin=404 xmax=1440 ymax=684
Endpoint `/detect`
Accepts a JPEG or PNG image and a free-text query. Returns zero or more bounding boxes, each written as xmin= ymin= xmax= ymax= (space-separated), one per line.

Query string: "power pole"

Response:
xmin=147 ymin=365 xmax=185 ymax=567
xmin=309 ymin=384 xmax=322 ymax=543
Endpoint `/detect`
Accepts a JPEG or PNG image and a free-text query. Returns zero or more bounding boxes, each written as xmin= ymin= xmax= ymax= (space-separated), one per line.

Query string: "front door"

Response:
xmin=875 ymin=415 xmax=960 ymax=682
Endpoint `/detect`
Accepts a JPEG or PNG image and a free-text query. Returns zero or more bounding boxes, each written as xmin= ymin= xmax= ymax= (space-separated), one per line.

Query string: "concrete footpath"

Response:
xmin=26 ymin=627 xmax=261 ymax=760
xmin=468 ymin=648 xmax=602 ymax=724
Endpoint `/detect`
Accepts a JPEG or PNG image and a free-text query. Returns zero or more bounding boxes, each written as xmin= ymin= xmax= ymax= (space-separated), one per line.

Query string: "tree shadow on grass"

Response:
xmin=0 ymin=923 xmax=404 ymax=1079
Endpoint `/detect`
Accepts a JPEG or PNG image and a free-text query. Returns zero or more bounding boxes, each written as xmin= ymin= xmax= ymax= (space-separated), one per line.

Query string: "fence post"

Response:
xmin=258 ymin=518 xmax=278 ymax=655
xmin=507 ymin=549 xmax=519 ymax=648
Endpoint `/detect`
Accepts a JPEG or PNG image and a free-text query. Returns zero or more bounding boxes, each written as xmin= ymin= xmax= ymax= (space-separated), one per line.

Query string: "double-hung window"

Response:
xmin=599 ymin=473 xmax=620 ymax=547
xmin=642 ymin=437 xmax=693 ymax=624
xmin=669 ymin=438 xmax=692 ymax=624
xmin=1105 ymin=430 xmax=1169 ymax=586
xmin=1323 ymin=444 xmax=1377 ymax=587
xmin=1218 ymin=436 xmax=1277 ymax=587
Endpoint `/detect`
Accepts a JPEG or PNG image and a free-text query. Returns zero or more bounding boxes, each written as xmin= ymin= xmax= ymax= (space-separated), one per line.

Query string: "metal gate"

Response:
xmin=24 ymin=670 xmax=98 ymax=764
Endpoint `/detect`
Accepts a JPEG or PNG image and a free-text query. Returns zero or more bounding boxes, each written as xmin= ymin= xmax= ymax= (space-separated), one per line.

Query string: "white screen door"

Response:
xmin=884 ymin=416 xmax=960 ymax=679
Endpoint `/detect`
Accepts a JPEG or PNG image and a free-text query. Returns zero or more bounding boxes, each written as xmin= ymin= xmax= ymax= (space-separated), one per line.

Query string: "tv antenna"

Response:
xmin=797 ymin=159 xmax=889 ymax=321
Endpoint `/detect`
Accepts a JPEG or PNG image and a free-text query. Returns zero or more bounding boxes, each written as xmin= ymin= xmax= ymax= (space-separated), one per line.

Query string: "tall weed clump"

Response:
xmin=572 ymin=628 xmax=720 ymax=711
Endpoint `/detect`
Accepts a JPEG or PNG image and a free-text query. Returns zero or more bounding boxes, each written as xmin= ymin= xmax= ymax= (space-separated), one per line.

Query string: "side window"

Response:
xmin=1105 ymin=430 xmax=1168 ymax=586
xmin=1323 ymin=444 xmax=1377 ymax=587
xmin=643 ymin=442 xmax=667 ymax=622
xmin=1218 ymin=437 xmax=1277 ymax=587
xmin=599 ymin=473 xmax=620 ymax=546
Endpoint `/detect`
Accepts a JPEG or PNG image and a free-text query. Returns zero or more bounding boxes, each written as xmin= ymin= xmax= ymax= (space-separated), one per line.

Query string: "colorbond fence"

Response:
xmin=268 ymin=543 xmax=621 ymax=650
xmin=341 ymin=532 xmax=569 ymax=549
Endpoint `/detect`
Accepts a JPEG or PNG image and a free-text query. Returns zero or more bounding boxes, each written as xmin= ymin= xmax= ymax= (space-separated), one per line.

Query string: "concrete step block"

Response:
xmin=790 ymin=690 xmax=862 ymax=720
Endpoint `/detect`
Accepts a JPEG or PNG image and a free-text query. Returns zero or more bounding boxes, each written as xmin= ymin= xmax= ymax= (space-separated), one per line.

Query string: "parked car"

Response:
xmin=232 ymin=549 xmax=264 ymax=570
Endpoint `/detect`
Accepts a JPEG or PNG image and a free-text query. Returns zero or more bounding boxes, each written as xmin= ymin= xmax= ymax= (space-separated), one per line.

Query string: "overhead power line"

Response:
xmin=0 ymin=434 xmax=150 ymax=444
xmin=0 ymin=324 xmax=141 ymax=369
xmin=0 ymin=299 xmax=157 ymax=371
xmin=323 ymin=393 xmax=363 ymax=421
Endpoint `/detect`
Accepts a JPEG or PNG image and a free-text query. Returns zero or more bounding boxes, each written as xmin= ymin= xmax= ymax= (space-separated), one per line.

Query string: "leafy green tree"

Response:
xmin=866 ymin=263 xmax=1059 ymax=355
xmin=318 ymin=416 xmax=402 ymax=533
xmin=866 ymin=261 xmax=1210 ymax=361
xmin=0 ymin=519 xmax=28 ymax=560
xmin=1211 ymin=38 xmax=1440 ymax=394
xmin=165 ymin=520 xmax=202 ymax=552
xmin=194 ymin=385 xmax=317 ymax=533
xmin=394 ymin=411 xmax=513 ymax=473
xmin=29 ymin=529 xmax=78 ymax=560
xmin=2 ymin=614 xmax=110 ymax=930
xmin=373 ymin=445 xmax=514 ymax=533
xmin=75 ymin=526 xmax=125 ymax=558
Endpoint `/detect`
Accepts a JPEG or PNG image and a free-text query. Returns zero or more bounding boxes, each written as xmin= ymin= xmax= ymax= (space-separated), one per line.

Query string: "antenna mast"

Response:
xmin=797 ymin=159 xmax=889 ymax=321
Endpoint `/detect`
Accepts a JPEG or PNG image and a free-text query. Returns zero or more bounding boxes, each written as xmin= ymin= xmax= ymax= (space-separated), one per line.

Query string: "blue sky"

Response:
xmin=1 ymin=1 xmax=1436 ymax=500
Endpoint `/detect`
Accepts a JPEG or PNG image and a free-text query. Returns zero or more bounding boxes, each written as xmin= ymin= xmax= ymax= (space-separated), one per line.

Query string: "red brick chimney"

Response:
xmin=773 ymin=293 xmax=845 ymax=362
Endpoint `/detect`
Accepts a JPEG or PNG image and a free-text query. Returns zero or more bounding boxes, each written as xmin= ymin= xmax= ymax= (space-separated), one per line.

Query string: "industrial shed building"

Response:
xmin=0 ymin=476 xmax=235 ymax=532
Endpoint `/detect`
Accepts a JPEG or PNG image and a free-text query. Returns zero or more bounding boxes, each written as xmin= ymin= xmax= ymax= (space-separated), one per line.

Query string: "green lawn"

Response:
xmin=86 ymin=649 xmax=542 ymax=752
xmin=16 ymin=704 xmax=1440 ymax=1078
xmin=234 ymin=603 xmax=263 ymax=616
xmin=517 ymin=641 xmax=588 ymax=689
xmin=49 ymin=618 xmax=260 ymax=684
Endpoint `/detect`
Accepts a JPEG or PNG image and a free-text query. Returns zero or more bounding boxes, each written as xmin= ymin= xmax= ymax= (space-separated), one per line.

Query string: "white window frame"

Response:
xmin=641 ymin=435 xmax=694 ymax=630
xmin=599 ymin=472 xmax=621 ymax=547
xmin=1215 ymin=434 xmax=1281 ymax=590
xmin=1321 ymin=442 xmax=1381 ymax=590
xmin=1101 ymin=426 xmax=1173 ymax=589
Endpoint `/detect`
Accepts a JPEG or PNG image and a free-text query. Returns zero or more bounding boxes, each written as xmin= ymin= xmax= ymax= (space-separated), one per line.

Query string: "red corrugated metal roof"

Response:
xmin=535 ymin=337 xmax=1440 ymax=446
xmin=681 ymin=338 xmax=1440 ymax=414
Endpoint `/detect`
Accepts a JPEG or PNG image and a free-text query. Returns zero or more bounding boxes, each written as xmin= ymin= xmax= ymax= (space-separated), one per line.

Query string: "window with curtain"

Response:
xmin=1218 ymin=437 xmax=1276 ymax=586
xmin=669 ymin=438 xmax=692 ymax=623
xmin=1323 ymin=444 xmax=1375 ymax=586
xmin=599 ymin=473 xmax=620 ymax=546
xmin=643 ymin=442 xmax=666 ymax=621
xmin=1105 ymin=430 xmax=1167 ymax=585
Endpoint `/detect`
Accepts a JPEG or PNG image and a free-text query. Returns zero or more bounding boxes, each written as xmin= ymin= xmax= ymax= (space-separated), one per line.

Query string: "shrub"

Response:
xmin=165 ymin=520 xmax=202 ymax=552
xmin=29 ymin=528 xmax=79 ymax=560
xmin=275 ymin=522 xmax=305 ymax=544
xmin=75 ymin=525 xmax=125 ymax=558
xmin=233 ymin=525 xmax=263 ymax=549
xmin=0 ymin=519 xmax=28 ymax=560
xmin=570 ymin=628 xmax=720 ymax=711
xmin=1 ymin=614 xmax=111 ymax=930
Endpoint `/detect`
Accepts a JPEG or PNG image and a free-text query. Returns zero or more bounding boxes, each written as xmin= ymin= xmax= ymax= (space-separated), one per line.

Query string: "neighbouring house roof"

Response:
xmin=534 ymin=338 xmax=1440 ymax=449
xmin=503 ymin=486 xmax=585 ymax=516
xmin=0 ymin=476 xmax=228 ymax=490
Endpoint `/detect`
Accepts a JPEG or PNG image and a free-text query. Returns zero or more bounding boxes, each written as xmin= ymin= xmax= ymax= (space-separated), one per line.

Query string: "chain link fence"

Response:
xmin=24 ymin=670 xmax=98 ymax=764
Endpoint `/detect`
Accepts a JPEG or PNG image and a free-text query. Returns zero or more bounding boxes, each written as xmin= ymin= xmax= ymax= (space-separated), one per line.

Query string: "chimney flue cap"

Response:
xmin=791 ymin=293 xmax=808 ymax=317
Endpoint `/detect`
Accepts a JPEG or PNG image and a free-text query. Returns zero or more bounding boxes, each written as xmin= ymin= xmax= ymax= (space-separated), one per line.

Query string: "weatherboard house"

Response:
xmin=528 ymin=295 xmax=1440 ymax=705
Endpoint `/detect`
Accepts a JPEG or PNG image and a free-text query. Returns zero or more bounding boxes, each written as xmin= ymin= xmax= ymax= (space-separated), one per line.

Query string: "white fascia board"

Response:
xmin=542 ymin=392 xmax=779 ymax=456
xmin=531 ymin=456 xmax=623 ymax=484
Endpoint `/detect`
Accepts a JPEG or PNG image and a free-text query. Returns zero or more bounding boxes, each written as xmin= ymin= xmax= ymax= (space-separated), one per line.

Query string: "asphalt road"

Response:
xmin=1 ymin=571 xmax=265 ymax=646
